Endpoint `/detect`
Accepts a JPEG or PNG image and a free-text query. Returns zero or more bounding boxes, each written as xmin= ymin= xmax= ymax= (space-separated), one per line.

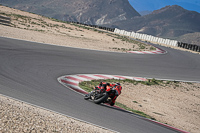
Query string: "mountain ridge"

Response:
xmin=109 ymin=5 xmax=200 ymax=40
xmin=0 ymin=0 xmax=140 ymax=25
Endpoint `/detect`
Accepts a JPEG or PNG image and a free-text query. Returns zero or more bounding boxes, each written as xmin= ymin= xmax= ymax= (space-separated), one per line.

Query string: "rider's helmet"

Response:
xmin=115 ymin=83 xmax=121 ymax=86
xmin=113 ymin=83 xmax=122 ymax=96
xmin=106 ymin=83 xmax=111 ymax=86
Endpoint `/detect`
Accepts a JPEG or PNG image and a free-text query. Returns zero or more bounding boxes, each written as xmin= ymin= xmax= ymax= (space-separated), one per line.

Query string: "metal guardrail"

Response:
xmin=177 ymin=42 xmax=200 ymax=52
xmin=0 ymin=15 xmax=11 ymax=26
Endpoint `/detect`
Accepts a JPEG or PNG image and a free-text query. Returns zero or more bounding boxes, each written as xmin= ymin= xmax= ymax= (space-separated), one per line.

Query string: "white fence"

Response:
xmin=114 ymin=28 xmax=178 ymax=47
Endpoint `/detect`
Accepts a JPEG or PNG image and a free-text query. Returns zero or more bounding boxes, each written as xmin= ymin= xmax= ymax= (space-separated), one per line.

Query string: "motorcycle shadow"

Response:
xmin=87 ymin=99 xmax=139 ymax=116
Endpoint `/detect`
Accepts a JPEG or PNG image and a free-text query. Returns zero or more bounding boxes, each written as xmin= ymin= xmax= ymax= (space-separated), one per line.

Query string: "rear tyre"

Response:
xmin=93 ymin=92 xmax=109 ymax=104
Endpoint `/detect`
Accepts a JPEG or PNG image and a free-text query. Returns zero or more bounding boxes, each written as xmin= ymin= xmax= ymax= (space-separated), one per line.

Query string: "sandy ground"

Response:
xmin=0 ymin=94 xmax=114 ymax=133
xmin=117 ymin=81 xmax=200 ymax=133
xmin=0 ymin=5 xmax=200 ymax=133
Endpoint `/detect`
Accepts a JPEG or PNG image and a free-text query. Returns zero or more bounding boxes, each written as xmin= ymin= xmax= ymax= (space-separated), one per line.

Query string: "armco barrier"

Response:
xmin=197 ymin=46 xmax=200 ymax=52
xmin=0 ymin=15 xmax=11 ymax=26
xmin=178 ymin=42 xmax=200 ymax=52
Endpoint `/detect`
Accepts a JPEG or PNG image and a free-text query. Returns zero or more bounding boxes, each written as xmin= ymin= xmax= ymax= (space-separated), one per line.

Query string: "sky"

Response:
xmin=128 ymin=0 xmax=200 ymax=13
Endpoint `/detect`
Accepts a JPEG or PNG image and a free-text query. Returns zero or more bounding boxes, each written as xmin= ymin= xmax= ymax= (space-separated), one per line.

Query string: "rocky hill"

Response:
xmin=1 ymin=1 xmax=200 ymax=44
xmin=111 ymin=5 xmax=200 ymax=39
xmin=0 ymin=0 xmax=140 ymax=25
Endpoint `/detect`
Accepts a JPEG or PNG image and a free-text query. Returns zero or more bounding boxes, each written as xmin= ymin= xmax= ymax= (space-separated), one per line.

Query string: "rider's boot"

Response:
xmin=104 ymin=98 xmax=112 ymax=103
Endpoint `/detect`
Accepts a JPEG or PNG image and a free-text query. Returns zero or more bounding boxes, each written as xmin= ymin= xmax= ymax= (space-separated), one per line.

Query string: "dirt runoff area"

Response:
xmin=0 ymin=94 xmax=114 ymax=133
xmin=0 ymin=5 xmax=200 ymax=133
xmin=117 ymin=81 xmax=200 ymax=133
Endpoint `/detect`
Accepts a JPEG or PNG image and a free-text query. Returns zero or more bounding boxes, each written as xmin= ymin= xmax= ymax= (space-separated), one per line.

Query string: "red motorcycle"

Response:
xmin=84 ymin=86 xmax=121 ymax=104
xmin=84 ymin=85 xmax=120 ymax=104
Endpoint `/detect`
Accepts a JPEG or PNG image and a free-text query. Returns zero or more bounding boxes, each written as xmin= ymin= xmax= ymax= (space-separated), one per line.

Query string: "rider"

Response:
xmin=95 ymin=82 xmax=111 ymax=91
xmin=95 ymin=82 xmax=122 ymax=106
xmin=108 ymin=82 xmax=122 ymax=106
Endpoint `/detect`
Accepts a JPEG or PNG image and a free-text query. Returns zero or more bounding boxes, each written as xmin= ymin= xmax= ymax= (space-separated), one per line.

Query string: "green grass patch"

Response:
xmin=115 ymin=102 xmax=156 ymax=120
xmin=150 ymin=46 xmax=156 ymax=50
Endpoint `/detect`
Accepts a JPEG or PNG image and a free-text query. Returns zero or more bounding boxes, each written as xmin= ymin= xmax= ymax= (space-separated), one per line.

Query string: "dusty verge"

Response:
xmin=0 ymin=94 xmax=114 ymax=133
xmin=118 ymin=81 xmax=200 ymax=133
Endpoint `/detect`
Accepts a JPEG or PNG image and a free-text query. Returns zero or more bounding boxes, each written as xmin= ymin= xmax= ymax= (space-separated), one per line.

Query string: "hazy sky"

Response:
xmin=128 ymin=0 xmax=200 ymax=13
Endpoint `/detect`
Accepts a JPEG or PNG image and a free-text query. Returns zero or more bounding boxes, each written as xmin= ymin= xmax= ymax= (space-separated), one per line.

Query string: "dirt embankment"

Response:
xmin=117 ymin=81 xmax=200 ymax=133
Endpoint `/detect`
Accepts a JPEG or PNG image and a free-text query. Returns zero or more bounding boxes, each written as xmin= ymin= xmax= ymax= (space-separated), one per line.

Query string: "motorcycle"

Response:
xmin=84 ymin=87 xmax=116 ymax=104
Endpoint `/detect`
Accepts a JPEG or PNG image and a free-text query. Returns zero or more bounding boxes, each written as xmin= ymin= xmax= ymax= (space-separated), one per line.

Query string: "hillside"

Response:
xmin=178 ymin=32 xmax=200 ymax=45
xmin=0 ymin=0 xmax=140 ymax=25
xmin=110 ymin=5 xmax=200 ymax=41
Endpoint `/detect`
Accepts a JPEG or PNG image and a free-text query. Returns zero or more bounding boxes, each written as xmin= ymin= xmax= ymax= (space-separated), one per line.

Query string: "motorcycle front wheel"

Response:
xmin=84 ymin=93 xmax=90 ymax=100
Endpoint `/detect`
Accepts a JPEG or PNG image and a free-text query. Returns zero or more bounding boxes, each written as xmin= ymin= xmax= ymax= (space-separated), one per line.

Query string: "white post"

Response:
xmin=154 ymin=37 xmax=158 ymax=43
xmin=135 ymin=33 xmax=139 ymax=39
xmin=149 ymin=36 xmax=154 ymax=42
xmin=127 ymin=32 xmax=131 ymax=37
xmin=124 ymin=31 xmax=127 ymax=36
xmin=146 ymin=35 xmax=150 ymax=41
xmin=158 ymin=38 xmax=162 ymax=44
xmin=138 ymin=33 xmax=142 ymax=39
xmin=143 ymin=34 xmax=148 ymax=40
xmin=151 ymin=36 xmax=155 ymax=43
xmin=155 ymin=37 xmax=159 ymax=43
xmin=141 ymin=34 xmax=145 ymax=40
xmin=120 ymin=30 xmax=125 ymax=35
xmin=161 ymin=38 xmax=165 ymax=44
xmin=114 ymin=28 xmax=120 ymax=34
xmin=131 ymin=32 xmax=136 ymax=38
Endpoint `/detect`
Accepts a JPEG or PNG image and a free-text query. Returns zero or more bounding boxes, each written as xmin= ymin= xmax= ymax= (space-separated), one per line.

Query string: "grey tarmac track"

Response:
xmin=0 ymin=37 xmax=200 ymax=133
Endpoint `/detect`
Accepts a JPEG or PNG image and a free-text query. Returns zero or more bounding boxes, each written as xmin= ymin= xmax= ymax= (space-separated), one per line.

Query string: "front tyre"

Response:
xmin=84 ymin=94 xmax=90 ymax=100
xmin=93 ymin=92 xmax=109 ymax=104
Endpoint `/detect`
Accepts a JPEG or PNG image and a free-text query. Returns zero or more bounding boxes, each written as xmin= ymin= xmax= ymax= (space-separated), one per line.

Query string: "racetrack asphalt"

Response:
xmin=0 ymin=36 xmax=200 ymax=132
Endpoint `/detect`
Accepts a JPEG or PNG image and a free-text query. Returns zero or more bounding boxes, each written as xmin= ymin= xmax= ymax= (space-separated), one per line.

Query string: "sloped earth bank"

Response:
xmin=0 ymin=5 xmax=200 ymax=133
xmin=118 ymin=81 xmax=200 ymax=133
